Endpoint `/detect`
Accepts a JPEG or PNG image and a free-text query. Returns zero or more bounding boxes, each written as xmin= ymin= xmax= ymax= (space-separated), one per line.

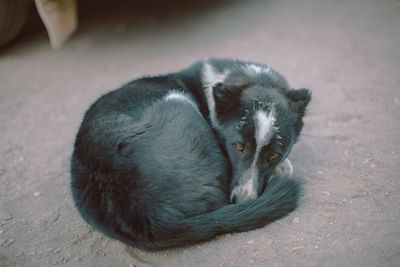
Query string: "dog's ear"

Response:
xmin=213 ymin=83 xmax=242 ymax=116
xmin=285 ymin=88 xmax=311 ymax=134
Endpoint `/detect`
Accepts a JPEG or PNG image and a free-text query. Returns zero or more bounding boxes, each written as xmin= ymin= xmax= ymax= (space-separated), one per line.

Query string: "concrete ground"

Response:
xmin=1 ymin=0 xmax=399 ymax=266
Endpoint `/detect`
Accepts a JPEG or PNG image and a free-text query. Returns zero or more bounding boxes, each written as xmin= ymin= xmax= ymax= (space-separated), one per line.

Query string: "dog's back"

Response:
xmin=71 ymin=86 xmax=229 ymax=250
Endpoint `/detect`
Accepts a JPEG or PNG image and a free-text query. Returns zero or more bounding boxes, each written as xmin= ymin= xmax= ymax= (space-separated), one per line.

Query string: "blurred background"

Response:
xmin=1 ymin=0 xmax=399 ymax=266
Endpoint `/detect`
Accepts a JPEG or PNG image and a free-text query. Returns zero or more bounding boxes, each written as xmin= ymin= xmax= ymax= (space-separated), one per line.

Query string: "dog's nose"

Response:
xmin=230 ymin=179 xmax=258 ymax=203
xmin=230 ymin=189 xmax=257 ymax=204
xmin=231 ymin=195 xmax=237 ymax=204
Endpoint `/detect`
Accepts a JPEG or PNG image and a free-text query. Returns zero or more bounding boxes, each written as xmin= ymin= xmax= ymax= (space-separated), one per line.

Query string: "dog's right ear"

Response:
xmin=284 ymin=88 xmax=312 ymax=134
xmin=213 ymin=83 xmax=242 ymax=116
xmin=285 ymin=88 xmax=311 ymax=115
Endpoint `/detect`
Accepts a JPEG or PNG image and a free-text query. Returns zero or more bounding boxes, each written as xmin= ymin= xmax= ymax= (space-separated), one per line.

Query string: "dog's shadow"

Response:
xmin=124 ymin=233 xmax=232 ymax=266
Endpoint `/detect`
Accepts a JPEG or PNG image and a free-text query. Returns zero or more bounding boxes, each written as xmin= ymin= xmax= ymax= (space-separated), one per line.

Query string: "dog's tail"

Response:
xmin=135 ymin=176 xmax=301 ymax=251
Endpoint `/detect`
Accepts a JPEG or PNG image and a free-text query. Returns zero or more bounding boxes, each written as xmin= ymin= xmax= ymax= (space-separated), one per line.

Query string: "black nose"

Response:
xmin=231 ymin=195 xmax=237 ymax=204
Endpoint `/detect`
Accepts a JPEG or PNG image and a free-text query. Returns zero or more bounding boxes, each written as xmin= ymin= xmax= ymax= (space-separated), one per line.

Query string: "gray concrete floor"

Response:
xmin=1 ymin=0 xmax=399 ymax=266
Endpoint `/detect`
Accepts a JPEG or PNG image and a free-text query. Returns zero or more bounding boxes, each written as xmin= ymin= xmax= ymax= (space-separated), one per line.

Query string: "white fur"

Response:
xmin=201 ymin=62 xmax=230 ymax=127
xmin=249 ymin=64 xmax=263 ymax=73
xmin=283 ymin=158 xmax=293 ymax=176
xmin=164 ymin=91 xmax=200 ymax=113
xmin=255 ymin=109 xmax=276 ymax=147
xmin=244 ymin=64 xmax=271 ymax=75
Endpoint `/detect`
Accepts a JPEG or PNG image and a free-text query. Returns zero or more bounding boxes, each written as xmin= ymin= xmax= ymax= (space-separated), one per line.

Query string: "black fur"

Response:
xmin=71 ymin=59 xmax=310 ymax=251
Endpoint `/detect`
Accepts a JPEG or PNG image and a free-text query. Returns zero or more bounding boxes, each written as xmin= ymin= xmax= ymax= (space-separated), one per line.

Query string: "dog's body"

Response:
xmin=71 ymin=59 xmax=311 ymax=251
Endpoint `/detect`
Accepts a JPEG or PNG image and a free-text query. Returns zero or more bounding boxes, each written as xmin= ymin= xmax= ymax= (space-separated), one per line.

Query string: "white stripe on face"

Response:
xmin=255 ymin=109 xmax=276 ymax=149
xmin=230 ymin=108 xmax=277 ymax=202
xmin=202 ymin=62 xmax=230 ymax=127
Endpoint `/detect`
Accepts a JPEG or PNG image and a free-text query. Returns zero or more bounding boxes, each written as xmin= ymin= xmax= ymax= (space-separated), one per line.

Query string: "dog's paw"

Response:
xmin=272 ymin=159 xmax=293 ymax=178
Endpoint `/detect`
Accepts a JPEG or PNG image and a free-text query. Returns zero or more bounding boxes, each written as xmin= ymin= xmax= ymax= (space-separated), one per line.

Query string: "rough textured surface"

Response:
xmin=0 ymin=0 xmax=399 ymax=266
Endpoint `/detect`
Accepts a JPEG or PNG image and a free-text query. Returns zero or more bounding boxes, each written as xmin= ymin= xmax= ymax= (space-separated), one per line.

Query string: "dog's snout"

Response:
xmin=230 ymin=182 xmax=258 ymax=204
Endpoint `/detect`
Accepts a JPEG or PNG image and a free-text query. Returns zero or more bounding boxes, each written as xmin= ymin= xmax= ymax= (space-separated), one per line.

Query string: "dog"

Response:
xmin=70 ymin=58 xmax=311 ymax=251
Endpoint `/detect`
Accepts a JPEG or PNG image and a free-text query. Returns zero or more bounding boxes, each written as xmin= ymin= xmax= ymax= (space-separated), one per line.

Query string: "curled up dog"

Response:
xmin=70 ymin=58 xmax=311 ymax=251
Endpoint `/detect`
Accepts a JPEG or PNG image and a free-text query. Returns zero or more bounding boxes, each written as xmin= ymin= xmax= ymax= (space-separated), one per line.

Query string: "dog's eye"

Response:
xmin=267 ymin=154 xmax=281 ymax=162
xmin=234 ymin=143 xmax=244 ymax=152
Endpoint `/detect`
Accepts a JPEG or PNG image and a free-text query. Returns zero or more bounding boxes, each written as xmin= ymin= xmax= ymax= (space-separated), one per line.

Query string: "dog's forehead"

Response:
xmin=239 ymin=87 xmax=288 ymax=117
xmin=241 ymin=86 xmax=286 ymax=105
xmin=236 ymin=87 xmax=294 ymax=136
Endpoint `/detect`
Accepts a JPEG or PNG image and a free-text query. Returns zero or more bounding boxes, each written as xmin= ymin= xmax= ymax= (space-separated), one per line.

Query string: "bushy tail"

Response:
xmin=137 ymin=176 xmax=301 ymax=251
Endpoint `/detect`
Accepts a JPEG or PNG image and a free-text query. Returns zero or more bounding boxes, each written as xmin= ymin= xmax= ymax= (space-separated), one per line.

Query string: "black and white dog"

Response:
xmin=71 ymin=58 xmax=311 ymax=251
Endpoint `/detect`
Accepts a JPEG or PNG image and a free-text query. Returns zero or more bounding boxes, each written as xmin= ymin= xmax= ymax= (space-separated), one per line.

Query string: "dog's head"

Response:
xmin=208 ymin=64 xmax=311 ymax=203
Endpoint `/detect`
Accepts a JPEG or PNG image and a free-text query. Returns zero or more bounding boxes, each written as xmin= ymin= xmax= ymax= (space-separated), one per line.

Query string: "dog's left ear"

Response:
xmin=285 ymin=88 xmax=312 ymax=134
xmin=213 ymin=83 xmax=242 ymax=116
